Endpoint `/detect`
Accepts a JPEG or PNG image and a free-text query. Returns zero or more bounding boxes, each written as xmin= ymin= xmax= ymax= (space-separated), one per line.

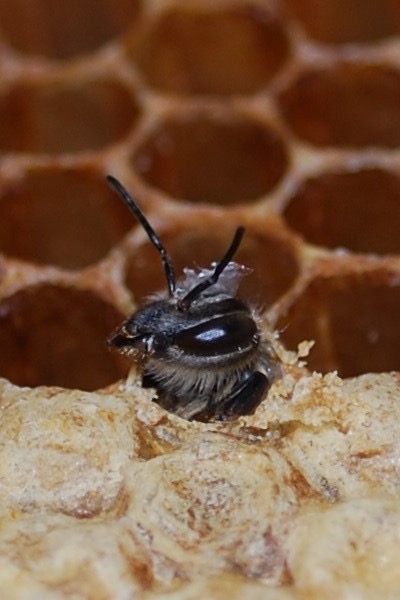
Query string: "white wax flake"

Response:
xmin=175 ymin=261 xmax=251 ymax=299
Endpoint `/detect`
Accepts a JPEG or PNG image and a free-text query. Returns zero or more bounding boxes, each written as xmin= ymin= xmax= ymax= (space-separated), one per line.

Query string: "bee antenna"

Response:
xmin=107 ymin=176 xmax=176 ymax=296
xmin=179 ymin=226 xmax=245 ymax=310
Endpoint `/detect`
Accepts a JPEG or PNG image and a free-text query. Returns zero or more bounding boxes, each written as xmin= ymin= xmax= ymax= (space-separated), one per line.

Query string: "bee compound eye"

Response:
xmin=175 ymin=313 xmax=258 ymax=357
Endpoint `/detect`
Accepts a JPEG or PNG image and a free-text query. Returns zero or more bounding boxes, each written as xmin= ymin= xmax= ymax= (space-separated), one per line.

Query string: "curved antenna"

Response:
xmin=107 ymin=175 xmax=176 ymax=296
xmin=178 ymin=227 xmax=245 ymax=310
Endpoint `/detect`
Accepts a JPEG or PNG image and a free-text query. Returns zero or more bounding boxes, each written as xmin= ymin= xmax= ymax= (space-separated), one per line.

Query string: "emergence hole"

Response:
xmin=0 ymin=0 xmax=141 ymax=60
xmin=279 ymin=270 xmax=400 ymax=377
xmin=132 ymin=113 xmax=288 ymax=205
xmin=285 ymin=0 xmax=400 ymax=45
xmin=125 ymin=221 xmax=299 ymax=308
xmin=129 ymin=5 xmax=289 ymax=95
xmin=0 ymin=285 xmax=129 ymax=390
xmin=284 ymin=168 xmax=400 ymax=255
xmin=279 ymin=64 xmax=400 ymax=148
xmin=0 ymin=78 xmax=139 ymax=154
xmin=0 ymin=168 xmax=133 ymax=269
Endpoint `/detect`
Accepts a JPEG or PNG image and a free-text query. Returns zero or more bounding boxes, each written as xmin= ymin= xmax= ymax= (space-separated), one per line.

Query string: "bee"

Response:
xmin=107 ymin=176 xmax=282 ymax=421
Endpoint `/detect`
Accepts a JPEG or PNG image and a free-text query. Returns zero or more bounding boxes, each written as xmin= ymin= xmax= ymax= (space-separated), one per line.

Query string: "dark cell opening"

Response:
xmin=284 ymin=168 xmax=400 ymax=255
xmin=0 ymin=284 xmax=129 ymax=390
xmin=0 ymin=0 xmax=141 ymax=59
xmin=130 ymin=5 xmax=289 ymax=95
xmin=0 ymin=168 xmax=133 ymax=269
xmin=132 ymin=113 xmax=288 ymax=205
xmin=285 ymin=0 xmax=400 ymax=44
xmin=126 ymin=220 xmax=299 ymax=309
xmin=279 ymin=270 xmax=400 ymax=377
xmin=279 ymin=65 xmax=400 ymax=148
xmin=0 ymin=78 xmax=139 ymax=154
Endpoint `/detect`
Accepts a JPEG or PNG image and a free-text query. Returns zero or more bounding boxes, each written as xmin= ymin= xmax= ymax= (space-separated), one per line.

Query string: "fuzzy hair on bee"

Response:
xmin=106 ymin=176 xmax=282 ymax=422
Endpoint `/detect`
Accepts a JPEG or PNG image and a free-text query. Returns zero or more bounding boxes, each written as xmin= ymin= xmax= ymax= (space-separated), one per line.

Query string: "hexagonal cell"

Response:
xmin=125 ymin=219 xmax=300 ymax=309
xmin=132 ymin=112 xmax=288 ymax=204
xmin=128 ymin=4 xmax=289 ymax=95
xmin=285 ymin=0 xmax=400 ymax=45
xmin=0 ymin=0 xmax=141 ymax=60
xmin=279 ymin=64 xmax=400 ymax=148
xmin=0 ymin=284 xmax=129 ymax=390
xmin=279 ymin=268 xmax=400 ymax=377
xmin=0 ymin=168 xmax=133 ymax=269
xmin=0 ymin=77 xmax=139 ymax=154
xmin=284 ymin=168 xmax=400 ymax=255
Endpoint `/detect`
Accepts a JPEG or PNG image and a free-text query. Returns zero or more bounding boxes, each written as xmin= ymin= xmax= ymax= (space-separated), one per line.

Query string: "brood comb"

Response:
xmin=0 ymin=1 xmax=400 ymax=599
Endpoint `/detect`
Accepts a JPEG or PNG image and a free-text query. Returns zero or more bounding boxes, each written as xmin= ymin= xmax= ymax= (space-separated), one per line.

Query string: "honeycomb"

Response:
xmin=1 ymin=0 xmax=400 ymax=598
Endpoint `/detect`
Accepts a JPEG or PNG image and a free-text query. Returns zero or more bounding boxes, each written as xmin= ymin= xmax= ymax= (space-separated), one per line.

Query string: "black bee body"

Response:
xmin=107 ymin=176 xmax=281 ymax=421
